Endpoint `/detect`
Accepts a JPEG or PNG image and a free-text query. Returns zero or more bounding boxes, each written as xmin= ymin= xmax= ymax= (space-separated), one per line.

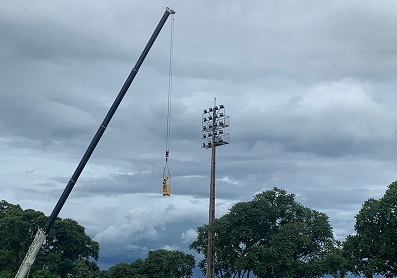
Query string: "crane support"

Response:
xmin=15 ymin=229 xmax=46 ymax=278
xmin=15 ymin=7 xmax=175 ymax=278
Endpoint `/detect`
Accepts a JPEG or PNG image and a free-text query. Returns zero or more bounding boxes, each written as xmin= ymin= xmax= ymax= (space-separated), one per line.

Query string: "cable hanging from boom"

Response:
xmin=15 ymin=8 xmax=176 ymax=278
xmin=162 ymin=12 xmax=174 ymax=196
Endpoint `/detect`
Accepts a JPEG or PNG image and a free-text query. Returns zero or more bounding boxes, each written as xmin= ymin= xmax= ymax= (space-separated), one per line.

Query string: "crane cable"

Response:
xmin=163 ymin=12 xmax=174 ymax=178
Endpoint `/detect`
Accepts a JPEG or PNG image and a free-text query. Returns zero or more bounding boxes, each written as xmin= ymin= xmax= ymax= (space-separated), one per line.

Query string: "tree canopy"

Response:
xmin=101 ymin=249 xmax=195 ymax=278
xmin=190 ymin=187 xmax=338 ymax=278
xmin=344 ymin=181 xmax=397 ymax=278
xmin=0 ymin=200 xmax=99 ymax=277
xmin=0 ymin=200 xmax=194 ymax=278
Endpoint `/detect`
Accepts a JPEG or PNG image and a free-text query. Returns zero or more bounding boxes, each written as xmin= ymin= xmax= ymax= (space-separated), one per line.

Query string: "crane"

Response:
xmin=15 ymin=7 xmax=175 ymax=278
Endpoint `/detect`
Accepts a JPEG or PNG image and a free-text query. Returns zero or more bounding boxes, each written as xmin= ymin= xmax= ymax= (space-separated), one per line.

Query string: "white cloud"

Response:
xmin=295 ymin=80 xmax=395 ymax=142
xmin=160 ymin=244 xmax=179 ymax=251
xmin=181 ymin=228 xmax=198 ymax=244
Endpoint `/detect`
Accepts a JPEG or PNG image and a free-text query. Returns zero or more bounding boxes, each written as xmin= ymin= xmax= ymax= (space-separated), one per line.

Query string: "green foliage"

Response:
xmin=0 ymin=201 xmax=47 ymax=271
xmin=105 ymin=262 xmax=136 ymax=277
xmin=320 ymin=241 xmax=348 ymax=278
xmin=0 ymin=270 xmax=13 ymax=278
xmin=102 ymin=249 xmax=195 ymax=278
xmin=143 ymin=249 xmax=195 ymax=278
xmin=70 ymin=259 xmax=101 ymax=278
xmin=39 ymin=218 xmax=100 ymax=276
xmin=344 ymin=181 xmax=397 ymax=278
xmin=0 ymin=200 xmax=99 ymax=277
xmin=32 ymin=269 xmax=60 ymax=278
xmin=190 ymin=187 xmax=337 ymax=278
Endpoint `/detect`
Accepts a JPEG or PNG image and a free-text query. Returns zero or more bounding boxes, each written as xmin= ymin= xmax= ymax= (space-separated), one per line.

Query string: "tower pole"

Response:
xmin=206 ymin=99 xmax=216 ymax=278
xmin=201 ymin=100 xmax=230 ymax=278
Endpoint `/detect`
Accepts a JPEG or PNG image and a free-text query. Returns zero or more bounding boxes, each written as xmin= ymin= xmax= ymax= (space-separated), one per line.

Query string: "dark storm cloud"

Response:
xmin=0 ymin=2 xmax=177 ymax=156
xmin=0 ymin=19 xmax=123 ymax=64
xmin=133 ymin=1 xmax=397 ymax=85
xmin=0 ymin=93 xmax=95 ymax=143
xmin=3 ymin=0 xmax=396 ymax=160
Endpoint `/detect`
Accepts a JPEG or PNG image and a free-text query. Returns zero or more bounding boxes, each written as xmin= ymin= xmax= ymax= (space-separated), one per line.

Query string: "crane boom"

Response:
xmin=15 ymin=7 xmax=175 ymax=278
xmin=15 ymin=229 xmax=46 ymax=278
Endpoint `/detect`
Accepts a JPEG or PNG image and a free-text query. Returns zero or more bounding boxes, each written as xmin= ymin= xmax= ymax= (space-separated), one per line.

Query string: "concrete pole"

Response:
xmin=206 ymin=101 xmax=217 ymax=278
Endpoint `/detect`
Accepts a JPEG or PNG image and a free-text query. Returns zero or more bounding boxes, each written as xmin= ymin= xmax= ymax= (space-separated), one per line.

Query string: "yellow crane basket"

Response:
xmin=162 ymin=175 xmax=170 ymax=196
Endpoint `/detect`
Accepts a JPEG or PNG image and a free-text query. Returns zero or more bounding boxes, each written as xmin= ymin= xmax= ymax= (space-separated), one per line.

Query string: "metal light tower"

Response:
xmin=202 ymin=100 xmax=230 ymax=278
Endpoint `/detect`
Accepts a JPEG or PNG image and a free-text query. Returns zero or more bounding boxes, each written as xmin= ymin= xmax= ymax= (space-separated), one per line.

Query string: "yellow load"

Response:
xmin=162 ymin=175 xmax=170 ymax=196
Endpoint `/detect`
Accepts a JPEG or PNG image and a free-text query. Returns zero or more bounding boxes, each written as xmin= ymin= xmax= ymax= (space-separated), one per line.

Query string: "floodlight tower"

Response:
xmin=201 ymin=100 xmax=230 ymax=278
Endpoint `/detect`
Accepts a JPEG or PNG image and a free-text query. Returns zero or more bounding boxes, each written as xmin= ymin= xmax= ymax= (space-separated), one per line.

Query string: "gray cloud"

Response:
xmin=2 ymin=0 xmax=397 ymax=274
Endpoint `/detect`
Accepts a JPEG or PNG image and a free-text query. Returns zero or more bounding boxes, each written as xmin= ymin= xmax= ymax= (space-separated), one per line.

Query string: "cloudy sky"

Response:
xmin=2 ymin=0 xmax=397 ymax=273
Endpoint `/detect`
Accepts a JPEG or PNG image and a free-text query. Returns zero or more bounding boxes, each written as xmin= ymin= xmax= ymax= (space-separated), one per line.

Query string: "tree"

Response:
xmin=70 ymin=259 xmax=100 ymax=278
xmin=0 ymin=200 xmax=99 ymax=277
xmin=103 ymin=249 xmax=195 ymax=278
xmin=130 ymin=258 xmax=146 ymax=275
xmin=32 ymin=269 xmax=60 ymax=278
xmin=0 ymin=271 xmax=13 ymax=278
xmin=143 ymin=249 xmax=195 ymax=278
xmin=105 ymin=262 xmax=136 ymax=277
xmin=39 ymin=218 xmax=100 ymax=276
xmin=0 ymin=201 xmax=47 ymax=271
xmin=320 ymin=241 xmax=348 ymax=278
xmin=190 ymin=188 xmax=337 ymax=278
xmin=344 ymin=181 xmax=397 ymax=278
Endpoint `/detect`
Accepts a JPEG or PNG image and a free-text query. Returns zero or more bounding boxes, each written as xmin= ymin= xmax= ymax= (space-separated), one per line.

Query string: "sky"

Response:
xmin=1 ymin=0 xmax=397 ymax=275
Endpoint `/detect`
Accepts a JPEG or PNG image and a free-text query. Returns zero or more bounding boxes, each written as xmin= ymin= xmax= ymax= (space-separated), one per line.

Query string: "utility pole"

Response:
xmin=201 ymin=100 xmax=230 ymax=278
